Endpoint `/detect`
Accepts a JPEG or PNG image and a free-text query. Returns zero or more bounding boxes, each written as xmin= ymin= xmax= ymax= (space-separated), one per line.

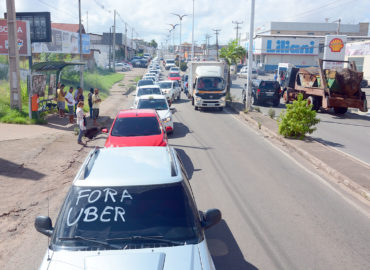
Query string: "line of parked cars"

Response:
xmin=34 ymin=56 xmax=222 ymax=270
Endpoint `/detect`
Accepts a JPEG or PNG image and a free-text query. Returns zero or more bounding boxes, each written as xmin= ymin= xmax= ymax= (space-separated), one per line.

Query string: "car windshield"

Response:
xmin=166 ymin=60 xmax=174 ymax=64
xmin=52 ymin=183 xmax=201 ymax=250
xmin=197 ymin=77 xmax=224 ymax=91
xmin=111 ymin=117 xmax=161 ymax=136
xmin=137 ymin=99 xmax=168 ymax=110
xmin=159 ymin=82 xmax=172 ymax=89
xmin=259 ymin=81 xmax=280 ymax=90
xmin=137 ymin=88 xmax=161 ymax=96
xmin=169 ymin=73 xmax=180 ymax=78
xmin=138 ymin=80 xmax=153 ymax=87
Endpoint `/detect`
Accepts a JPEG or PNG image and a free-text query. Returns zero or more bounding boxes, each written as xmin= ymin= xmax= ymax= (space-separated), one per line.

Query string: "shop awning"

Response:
xmin=31 ymin=61 xmax=85 ymax=72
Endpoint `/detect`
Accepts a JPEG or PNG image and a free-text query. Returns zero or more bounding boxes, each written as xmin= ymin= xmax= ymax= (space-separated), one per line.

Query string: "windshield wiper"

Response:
xmin=58 ymin=236 xmax=122 ymax=250
xmin=106 ymin=235 xmax=185 ymax=246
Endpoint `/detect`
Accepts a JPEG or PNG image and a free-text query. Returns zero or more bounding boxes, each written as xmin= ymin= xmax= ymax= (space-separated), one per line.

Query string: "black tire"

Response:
xmin=218 ymin=107 xmax=223 ymax=111
xmin=192 ymin=97 xmax=194 ymax=106
xmin=251 ymin=95 xmax=258 ymax=105
xmin=177 ymin=92 xmax=180 ymax=100
xmin=272 ymin=98 xmax=280 ymax=107
xmin=333 ymin=107 xmax=348 ymax=114
xmin=194 ymin=106 xmax=198 ymax=111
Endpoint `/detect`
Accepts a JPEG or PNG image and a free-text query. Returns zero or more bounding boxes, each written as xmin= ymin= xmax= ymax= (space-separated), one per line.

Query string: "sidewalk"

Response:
xmin=227 ymin=101 xmax=370 ymax=202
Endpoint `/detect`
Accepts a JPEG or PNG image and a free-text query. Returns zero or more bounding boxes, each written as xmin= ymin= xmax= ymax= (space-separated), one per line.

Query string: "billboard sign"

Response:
xmin=0 ymin=19 xmax=31 ymax=56
xmin=323 ymin=35 xmax=347 ymax=69
xmin=32 ymin=28 xmax=90 ymax=54
xmin=5 ymin=12 xmax=51 ymax=43
xmin=346 ymin=40 xmax=370 ymax=56
xmin=253 ymin=37 xmax=318 ymax=55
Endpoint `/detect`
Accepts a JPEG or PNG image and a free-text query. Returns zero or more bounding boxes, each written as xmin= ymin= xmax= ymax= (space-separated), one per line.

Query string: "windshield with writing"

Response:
xmin=52 ymin=183 xmax=201 ymax=250
xmin=138 ymin=99 xmax=168 ymax=110
xmin=137 ymin=88 xmax=161 ymax=96
xmin=197 ymin=77 xmax=224 ymax=91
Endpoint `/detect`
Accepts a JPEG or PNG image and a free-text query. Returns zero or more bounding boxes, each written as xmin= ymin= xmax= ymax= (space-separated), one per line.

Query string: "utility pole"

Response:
xmin=6 ymin=0 xmax=21 ymax=109
xmin=337 ymin=18 xmax=341 ymax=34
xmin=86 ymin=11 xmax=88 ymax=33
xmin=112 ymin=10 xmax=116 ymax=71
xmin=108 ymin=26 xmax=112 ymax=69
xmin=131 ymin=27 xmax=134 ymax=57
xmin=213 ymin=29 xmax=221 ymax=61
xmin=205 ymin=34 xmax=211 ymax=59
xmin=191 ymin=0 xmax=195 ymax=61
xmin=124 ymin=22 xmax=128 ymax=61
xmin=232 ymin=20 xmax=243 ymax=45
xmin=246 ymin=0 xmax=255 ymax=110
xmin=78 ymin=0 xmax=84 ymax=89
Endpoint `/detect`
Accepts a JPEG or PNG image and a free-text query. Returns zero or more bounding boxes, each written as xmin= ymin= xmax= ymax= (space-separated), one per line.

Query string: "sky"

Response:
xmin=0 ymin=0 xmax=369 ymax=46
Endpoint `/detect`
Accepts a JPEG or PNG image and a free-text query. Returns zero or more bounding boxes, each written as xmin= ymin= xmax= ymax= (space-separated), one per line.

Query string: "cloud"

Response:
xmin=0 ymin=0 xmax=369 ymax=45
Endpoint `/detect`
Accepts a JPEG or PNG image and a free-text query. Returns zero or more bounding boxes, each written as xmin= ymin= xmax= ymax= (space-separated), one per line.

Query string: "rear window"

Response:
xmin=138 ymin=99 xmax=168 ymax=111
xmin=159 ymin=82 xmax=172 ymax=89
xmin=138 ymin=80 xmax=153 ymax=87
xmin=169 ymin=73 xmax=180 ymax=78
xmin=111 ymin=117 xmax=161 ymax=137
xmin=137 ymin=88 xmax=161 ymax=96
xmin=259 ymin=81 xmax=280 ymax=90
xmin=166 ymin=60 xmax=175 ymax=64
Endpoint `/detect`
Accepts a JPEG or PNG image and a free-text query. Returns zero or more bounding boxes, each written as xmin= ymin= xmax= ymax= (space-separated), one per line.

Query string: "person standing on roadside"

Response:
xmin=57 ymin=84 xmax=66 ymax=118
xmin=92 ymin=88 xmax=102 ymax=126
xmin=88 ymin=88 xmax=94 ymax=119
xmin=76 ymin=101 xmax=86 ymax=145
xmin=74 ymin=86 xmax=85 ymax=114
xmin=65 ymin=87 xmax=75 ymax=124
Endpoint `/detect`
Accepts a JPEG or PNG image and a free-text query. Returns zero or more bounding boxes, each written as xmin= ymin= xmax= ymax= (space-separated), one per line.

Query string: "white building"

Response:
xmin=346 ymin=40 xmax=370 ymax=80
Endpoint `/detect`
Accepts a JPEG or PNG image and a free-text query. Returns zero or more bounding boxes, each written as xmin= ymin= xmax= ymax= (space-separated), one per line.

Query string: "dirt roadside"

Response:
xmin=226 ymin=101 xmax=370 ymax=205
xmin=0 ymin=68 xmax=145 ymax=270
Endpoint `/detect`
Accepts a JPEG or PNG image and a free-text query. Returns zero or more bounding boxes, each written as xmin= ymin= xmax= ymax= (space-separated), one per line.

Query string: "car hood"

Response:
xmin=157 ymin=109 xmax=171 ymax=120
xmin=105 ymin=134 xmax=166 ymax=147
xmin=40 ymin=243 xmax=213 ymax=270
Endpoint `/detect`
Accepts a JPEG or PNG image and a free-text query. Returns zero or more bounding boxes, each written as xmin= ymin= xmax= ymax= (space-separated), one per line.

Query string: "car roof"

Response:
xmin=73 ymin=147 xmax=182 ymax=187
xmin=138 ymin=94 xmax=166 ymax=100
xmin=159 ymin=80 xmax=173 ymax=83
xmin=138 ymin=85 xmax=160 ymax=89
xmin=116 ymin=109 xmax=158 ymax=118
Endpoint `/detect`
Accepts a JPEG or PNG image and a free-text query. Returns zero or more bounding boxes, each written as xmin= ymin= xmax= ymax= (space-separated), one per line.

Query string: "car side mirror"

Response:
xmin=102 ymin=128 xmax=108 ymax=133
xmin=35 ymin=216 xmax=53 ymax=237
xmin=202 ymin=209 xmax=221 ymax=230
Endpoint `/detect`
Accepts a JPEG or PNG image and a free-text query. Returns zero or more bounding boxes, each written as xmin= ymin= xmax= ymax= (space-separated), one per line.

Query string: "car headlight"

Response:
xmin=163 ymin=117 xmax=172 ymax=123
xmin=196 ymin=97 xmax=202 ymax=102
xmin=221 ymin=96 xmax=226 ymax=101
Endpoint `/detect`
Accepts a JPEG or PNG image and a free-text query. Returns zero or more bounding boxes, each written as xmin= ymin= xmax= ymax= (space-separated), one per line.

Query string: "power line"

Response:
xmin=37 ymin=0 xmax=75 ymax=20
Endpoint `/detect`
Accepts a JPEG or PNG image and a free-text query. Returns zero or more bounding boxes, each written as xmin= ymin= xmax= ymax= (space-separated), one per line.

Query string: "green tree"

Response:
xmin=149 ymin=39 xmax=158 ymax=48
xmin=220 ymin=40 xmax=246 ymax=93
xmin=278 ymin=94 xmax=320 ymax=139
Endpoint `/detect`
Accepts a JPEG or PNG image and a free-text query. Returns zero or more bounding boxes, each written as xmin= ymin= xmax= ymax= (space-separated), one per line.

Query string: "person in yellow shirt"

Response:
xmin=92 ymin=88 xmax=102 ymax=126
xmin=57 ymin=84 xmax=66 ymax=118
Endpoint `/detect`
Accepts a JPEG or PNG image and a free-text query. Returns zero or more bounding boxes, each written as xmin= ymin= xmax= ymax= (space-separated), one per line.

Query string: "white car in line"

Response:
xmin=135 ymin=94 xmax=174 ymax=133
xmin=35 ymin=146 xmax=221 ymax=270
xmin=158 ymin=80 xmax=181 ymax=104
xmin=134 ymin=85 xmax=162 ymax=107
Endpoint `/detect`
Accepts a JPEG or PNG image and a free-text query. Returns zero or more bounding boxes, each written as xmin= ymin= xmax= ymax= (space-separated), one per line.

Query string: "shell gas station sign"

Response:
xmin=0 ymin=19 xmax=31 ymax=56
xmin=323 ymin=35 xmax=347 ymax=69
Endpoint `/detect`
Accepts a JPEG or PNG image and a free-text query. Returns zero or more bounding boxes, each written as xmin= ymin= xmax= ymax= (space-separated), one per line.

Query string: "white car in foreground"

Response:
xmin=35 ymin=147 xmax=221 ymax=270
xmin=135 ymin=94 xmax=174 ymax=133
xmin=158 ymin=80 xmax=181 ymax=104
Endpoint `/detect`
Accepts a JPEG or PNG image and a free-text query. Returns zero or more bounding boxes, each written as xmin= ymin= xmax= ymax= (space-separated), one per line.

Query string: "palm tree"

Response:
xmin=220 ymin=40 xmax=247 ymax=93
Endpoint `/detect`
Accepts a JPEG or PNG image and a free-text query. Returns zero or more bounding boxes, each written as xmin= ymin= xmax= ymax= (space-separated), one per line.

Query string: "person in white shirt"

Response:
xmin=76 ymin=101 xmax=86 ymax=145
xmin=64 ymin=87 xmax=75 ymax=123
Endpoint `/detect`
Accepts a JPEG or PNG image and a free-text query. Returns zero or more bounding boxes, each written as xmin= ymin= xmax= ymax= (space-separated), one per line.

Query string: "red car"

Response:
xmin=168 ymin=72 xmax=181 ymax=81
xmin=103 ymin=109 xmax=168 ymax=147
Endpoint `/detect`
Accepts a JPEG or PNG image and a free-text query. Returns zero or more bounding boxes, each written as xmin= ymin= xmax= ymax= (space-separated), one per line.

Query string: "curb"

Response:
xmin=227 ymin=101 xmax=370 ymax=202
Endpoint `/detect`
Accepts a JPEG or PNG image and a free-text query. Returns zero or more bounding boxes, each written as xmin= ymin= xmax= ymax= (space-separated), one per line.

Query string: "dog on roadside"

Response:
xmin=84 ymin=127 xmax=107 ymax=140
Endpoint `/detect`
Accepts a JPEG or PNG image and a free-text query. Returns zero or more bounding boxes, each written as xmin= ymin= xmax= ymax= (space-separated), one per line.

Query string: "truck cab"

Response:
xmin=189 ymin=63 xmax=227 ymax=111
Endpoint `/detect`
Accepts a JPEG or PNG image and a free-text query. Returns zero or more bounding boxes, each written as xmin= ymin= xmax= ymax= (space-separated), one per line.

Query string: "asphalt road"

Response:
xmin=230 ymin=77 xmax=370 ymax=165
xmin=168 ymin=93 xmax=370 ymax=269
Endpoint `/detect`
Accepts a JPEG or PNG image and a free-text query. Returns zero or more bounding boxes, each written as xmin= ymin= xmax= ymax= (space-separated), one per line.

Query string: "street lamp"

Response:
xmin=168 ymin=24 xmax=178 ymax=54
xmin=171 ymin=13 xmax=187 ymax=60
xmin=191 ymin=0 xmax=195 ymax=61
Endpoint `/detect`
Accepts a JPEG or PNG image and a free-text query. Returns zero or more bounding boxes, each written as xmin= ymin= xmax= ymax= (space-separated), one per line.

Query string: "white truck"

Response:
xmin=187 ymin=61 xmax=228 ymax=111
